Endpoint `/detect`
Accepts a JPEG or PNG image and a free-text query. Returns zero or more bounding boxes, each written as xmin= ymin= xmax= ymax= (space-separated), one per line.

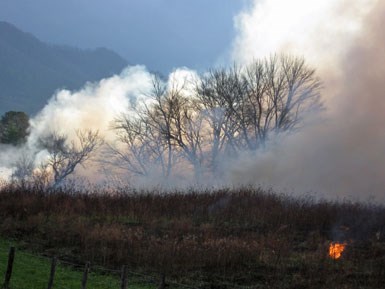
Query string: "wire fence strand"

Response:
xmin=2 ymin=242 xmax=384 ymax=289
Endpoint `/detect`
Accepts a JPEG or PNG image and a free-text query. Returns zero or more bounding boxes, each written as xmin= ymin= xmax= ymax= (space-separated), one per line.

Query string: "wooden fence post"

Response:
xmin=158 ymin=273 xmax=167 ymax=289
xmin=47 ymin=257 xmax=57 ymax=289
xmin=120 ymin=265 xmax=127 ymax=289
xmin=2 ymin=247 xmax=15 ymax=289
xmin=81 ymin=262 xmax=90 ymax=289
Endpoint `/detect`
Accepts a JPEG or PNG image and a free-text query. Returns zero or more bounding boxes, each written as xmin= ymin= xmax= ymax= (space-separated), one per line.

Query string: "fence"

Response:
xmin=1 ymin=246 xmax=209 ymax=289
xmin=2 ymin=242 xmax=384 ymax=289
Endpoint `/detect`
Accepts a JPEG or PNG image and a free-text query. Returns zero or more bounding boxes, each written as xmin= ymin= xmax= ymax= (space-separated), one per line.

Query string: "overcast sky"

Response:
xmin=0 ymin=0 xmax=246 ymax=73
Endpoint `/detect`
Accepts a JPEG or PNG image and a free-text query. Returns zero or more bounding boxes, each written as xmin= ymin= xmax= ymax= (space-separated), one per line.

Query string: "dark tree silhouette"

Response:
xmin=40 ymin=130 xmax=102 ymax=187
xmin=0 ymin=111 xmax=30 ymax=145
xmin=113 ymin=55 xmax=322 ymax=181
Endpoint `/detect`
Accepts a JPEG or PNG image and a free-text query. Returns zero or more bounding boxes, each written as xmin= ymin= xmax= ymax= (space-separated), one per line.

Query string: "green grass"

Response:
xmin=0 ymin=239 xmax=155 ymax=289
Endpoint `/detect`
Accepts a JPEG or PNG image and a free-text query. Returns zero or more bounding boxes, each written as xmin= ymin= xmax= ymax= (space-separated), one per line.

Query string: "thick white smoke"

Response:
xmin=29 ymin=65 xmax=153 ymax=144
xmin=0 ymin=66 xmax=152 ymax=182
xmin=2 ymin=0 xmax=385 ymax=200
xmin=228 ymin=0 xmax=385 ymax=201
xmin=0 ymin=145 xmax=17 ymax=181
xmin=0 ymin=65 xmax=203 ymax=186
xmin=232 ymin=0 xmax=376 ymax=67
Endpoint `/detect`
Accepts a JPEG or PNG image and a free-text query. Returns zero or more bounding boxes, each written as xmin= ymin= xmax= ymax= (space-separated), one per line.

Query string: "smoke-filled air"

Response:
xmin=230 ymin=0 xmax=385 ymax=201
xmin=1 ymin=0 xmax=385 ymax=201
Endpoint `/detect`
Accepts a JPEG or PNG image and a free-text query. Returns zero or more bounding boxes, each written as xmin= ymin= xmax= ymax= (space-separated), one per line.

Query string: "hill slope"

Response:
xmin=0 ymin=21 xmax=128 ymax=115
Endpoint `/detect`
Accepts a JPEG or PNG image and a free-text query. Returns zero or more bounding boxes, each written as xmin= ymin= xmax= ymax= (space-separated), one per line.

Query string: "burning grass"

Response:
xmin=329 ymin=242 xmax=347 ymax=259
xmin=0 ymin=184 xmax=385 ymax=288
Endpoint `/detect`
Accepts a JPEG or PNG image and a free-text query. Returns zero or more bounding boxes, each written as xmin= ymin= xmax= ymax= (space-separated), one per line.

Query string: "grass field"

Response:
xmin=0 ymin=239 xmax=156 ymax=289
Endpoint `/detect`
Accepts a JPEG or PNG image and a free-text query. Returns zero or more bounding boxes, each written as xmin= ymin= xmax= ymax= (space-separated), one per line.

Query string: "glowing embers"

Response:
xmin=329 ymin=242 xmax=347 ymax=259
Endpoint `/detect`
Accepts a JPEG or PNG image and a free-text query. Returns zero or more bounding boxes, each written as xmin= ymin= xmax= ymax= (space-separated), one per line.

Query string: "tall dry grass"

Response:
xmin=1 ymin=183 xmax=384 ymax=288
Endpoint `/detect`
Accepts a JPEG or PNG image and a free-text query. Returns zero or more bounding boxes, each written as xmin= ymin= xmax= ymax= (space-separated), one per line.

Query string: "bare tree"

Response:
xmin=195 ymin=68 xmax=241 ymax=176
xmin=111 ymin=55 xmax=322 ymax=183
xmin=111 ymin=114 xmax=170 ymax=177
xmin=11 ymin=151 xmax=35 ymax=184
xmin=40 ymin=130 xmax=102 ymax=187
xmin=109 ymin=76 xmax=176 ymax=179
xmin=196 ymin=55 xmax=322 ymax=152
xmin=113 ymin=75 xmax=207 ymax=181
xmin=145 ymin=76 xmax=176 ymax=178
xmin=150 ymin=76 xmax=205 ymax=180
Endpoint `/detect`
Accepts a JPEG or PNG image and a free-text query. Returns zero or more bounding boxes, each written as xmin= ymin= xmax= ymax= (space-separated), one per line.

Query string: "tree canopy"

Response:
xmin=0 ymin=111 xmax=30 ymax=145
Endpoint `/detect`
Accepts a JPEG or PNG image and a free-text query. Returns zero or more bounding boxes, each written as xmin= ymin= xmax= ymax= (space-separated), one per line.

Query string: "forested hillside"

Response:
xmin=0 ymin=21 xmax=128 ymax=115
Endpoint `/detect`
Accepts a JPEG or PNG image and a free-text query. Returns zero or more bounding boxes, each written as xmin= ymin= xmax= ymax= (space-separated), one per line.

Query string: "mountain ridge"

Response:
xmin=0 ymin=21 xmax=129 ymax=116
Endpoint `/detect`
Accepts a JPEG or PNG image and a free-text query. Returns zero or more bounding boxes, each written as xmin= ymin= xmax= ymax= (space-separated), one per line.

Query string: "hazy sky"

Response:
xmin=0 ymin=0 xmax=246 ymax=73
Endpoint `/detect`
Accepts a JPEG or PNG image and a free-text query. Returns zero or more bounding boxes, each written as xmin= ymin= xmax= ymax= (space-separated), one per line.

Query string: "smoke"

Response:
xmin=1 ymin=0 xmax=385 ymax=200
xmin=0 ymin=65 xmax=204 ymax=186
xmin=232 ymin=0 xmax=377 ymax=67
xmin=29 ymin=66 xmax=153 ymax=144
xmin=228 ymin=0 xmax=385 ymax=201
xmin=0 ymin=145 xmax=18 ymax=180
xmin=0 ymin=66 xmax=153 ymax=183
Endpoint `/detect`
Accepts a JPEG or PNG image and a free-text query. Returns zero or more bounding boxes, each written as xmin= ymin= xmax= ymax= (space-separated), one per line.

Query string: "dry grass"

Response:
xmin=1 ymin=183 xmax=385 ymax=288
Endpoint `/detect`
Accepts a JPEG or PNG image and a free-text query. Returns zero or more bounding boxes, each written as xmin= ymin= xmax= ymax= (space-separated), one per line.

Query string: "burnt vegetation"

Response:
xmin=0 ymin=184 xmax=384 ymax=288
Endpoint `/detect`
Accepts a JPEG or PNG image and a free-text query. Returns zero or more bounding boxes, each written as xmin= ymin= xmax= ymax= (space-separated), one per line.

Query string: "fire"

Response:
xmin=329 ymin=242 xmax=346 ymax=259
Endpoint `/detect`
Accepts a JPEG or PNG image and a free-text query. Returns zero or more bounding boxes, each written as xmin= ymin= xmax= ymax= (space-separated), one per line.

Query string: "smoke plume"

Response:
xmin=0 ymin=66 xmax=152 ymax=183
xmin=228 ymin=0 xmax=385 ymax=201
xmin=1 ymin=0 xmax=385 ymax=201
xmin=232 ymin=0 xmax=377 ymax=67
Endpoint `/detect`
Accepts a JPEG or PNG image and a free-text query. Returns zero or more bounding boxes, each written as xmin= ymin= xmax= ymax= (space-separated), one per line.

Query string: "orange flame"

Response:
xmin=329 ymin=242 xmax=346 ymax=259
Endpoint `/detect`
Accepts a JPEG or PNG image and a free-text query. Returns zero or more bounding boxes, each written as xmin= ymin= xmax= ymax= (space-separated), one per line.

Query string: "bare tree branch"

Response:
xmin=40 ymin=130 xmax=102 ymax=187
